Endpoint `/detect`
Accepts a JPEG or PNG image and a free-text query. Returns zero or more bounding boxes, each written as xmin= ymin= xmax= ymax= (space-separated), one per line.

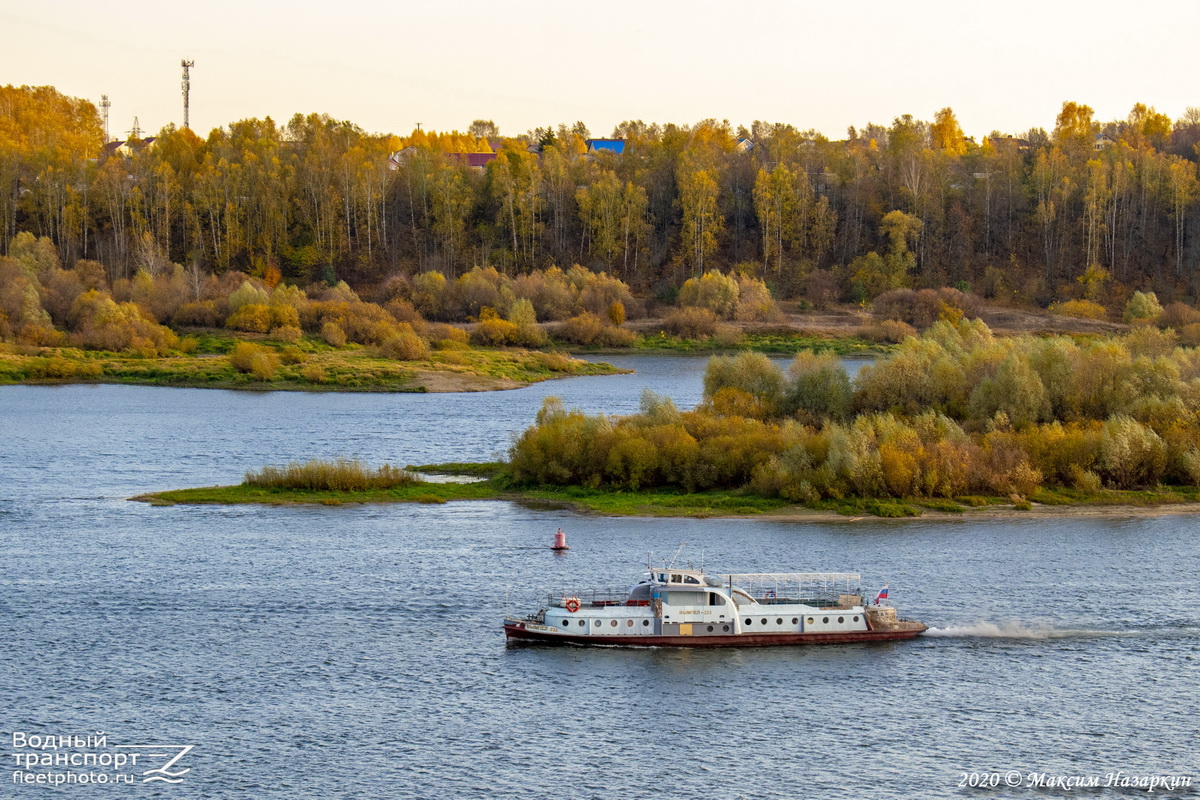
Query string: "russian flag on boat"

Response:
xmin=874 ymin=586 xmax=889 ymax=605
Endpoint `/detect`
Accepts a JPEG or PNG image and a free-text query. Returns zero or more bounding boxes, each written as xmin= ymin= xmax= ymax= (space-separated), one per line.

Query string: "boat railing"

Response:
xmin=545 ymin=589 xmax=645 ymax=609
xmin=721 ymin=572 xmax=863 ymax=607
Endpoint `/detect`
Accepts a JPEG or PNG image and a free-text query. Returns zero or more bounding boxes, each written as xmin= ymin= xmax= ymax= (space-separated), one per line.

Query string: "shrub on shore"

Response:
xmin=661 ymin=307 xmax=721 ymax=339
xmin=68 ymin=290 xmax=179 ymax=355
xmin=321 ymin=322 xmax=347 ymax=347
xmin=378 ymin=330 xmax=429 ymax=361
xmin=858 ymin=319 xmax=917 ymax=343
xmin=1049 ymin=299 xmax=1108 ymax=320
xmin=229 ymin=341 xmax=280 ymax=380
xmin=556 ymin=312 xmax=636 ymax=347
xmin=1124 ymin=291 xmax=1163 ymax=324
xmin=872 ymin=287 xmax=981 ymax=329
xmin=472 ymin=312 xmax=519 ymax=347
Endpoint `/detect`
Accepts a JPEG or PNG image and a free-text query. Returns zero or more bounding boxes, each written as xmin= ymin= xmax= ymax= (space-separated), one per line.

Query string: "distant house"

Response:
xmin=387 ymin=146 xmax=419 ymax=170
xmin=986 ymin=135 xmax=1030 ymax=152
xmin=736 ymin=137 xmax=755 ymax=153
xmin=585 ymin=138 xmax=626 ymax=155
xmin=452 ymin=152 xmax=498 ymax=169
xmin=388 ymin=147 xmax=498 ymax=170
xmin=1093 ymin=133 xmax=1114 ymax=151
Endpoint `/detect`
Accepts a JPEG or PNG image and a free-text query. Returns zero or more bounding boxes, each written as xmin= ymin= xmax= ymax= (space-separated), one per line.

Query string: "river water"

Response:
xmin=1 ymin=355 xmax=1196 ymax=799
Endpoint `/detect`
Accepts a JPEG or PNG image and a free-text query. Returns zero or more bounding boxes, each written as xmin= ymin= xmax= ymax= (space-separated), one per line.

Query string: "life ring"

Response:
xmin=564 ymin=597 xmax=581 ymax=613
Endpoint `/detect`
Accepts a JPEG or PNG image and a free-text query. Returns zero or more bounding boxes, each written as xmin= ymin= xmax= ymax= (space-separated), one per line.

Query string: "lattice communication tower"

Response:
xmin=100 ymin=95 xmax=111 ymax=142
xmin=181 ymin=59 xmax=195 ymax=129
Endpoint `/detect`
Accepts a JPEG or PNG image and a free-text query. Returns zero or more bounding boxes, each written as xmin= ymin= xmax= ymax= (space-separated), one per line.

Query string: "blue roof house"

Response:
xmin=585 ymin=138 xmax=626 ymax=155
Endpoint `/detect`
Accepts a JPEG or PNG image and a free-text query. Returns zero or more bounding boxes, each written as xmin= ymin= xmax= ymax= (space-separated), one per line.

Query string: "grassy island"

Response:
xmin=136 ymin=318 xmax=1200 ymax=517
xmin=134 ymin=467 xmax=1200 ymax=519
xmin=0 ymin=333 xmax=624 ymax=393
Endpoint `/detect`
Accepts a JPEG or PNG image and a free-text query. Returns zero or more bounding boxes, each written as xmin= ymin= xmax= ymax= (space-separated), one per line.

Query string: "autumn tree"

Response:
xmin=429 ymin=164 xmax=472 ymax=275
xmin=489 ymin=143 xmax=543 ymax=268
xmin=677 ymin=153 xmax=723 ymax=275
xmin=931 ymin=107 xmax=967 ymax=156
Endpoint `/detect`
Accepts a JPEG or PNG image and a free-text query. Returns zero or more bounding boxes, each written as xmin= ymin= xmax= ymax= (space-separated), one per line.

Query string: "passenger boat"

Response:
xmin=503 ymin=567 xmax=926 ymax=647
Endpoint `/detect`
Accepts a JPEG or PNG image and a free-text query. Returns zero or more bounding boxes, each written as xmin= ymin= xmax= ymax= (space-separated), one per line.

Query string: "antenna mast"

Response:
xmin=128 ymin=117 xmax=142 ymax=140
xmin=666 ymin=542 xmax=687 ymax=570
xmin=181 ymin=59 xmax=195 ymax=129
xmin=100 ymin=95 xmax=111 ymax=142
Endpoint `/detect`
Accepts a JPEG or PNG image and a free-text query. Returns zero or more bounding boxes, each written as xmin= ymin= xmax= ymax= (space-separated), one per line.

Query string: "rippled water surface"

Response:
xmin=1 ymin=356 xmax=1197 ymax=799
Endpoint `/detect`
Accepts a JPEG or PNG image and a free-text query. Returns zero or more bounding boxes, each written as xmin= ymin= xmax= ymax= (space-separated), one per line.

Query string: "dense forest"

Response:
xmin=2 ymin=84 xmax=1199 ymax=308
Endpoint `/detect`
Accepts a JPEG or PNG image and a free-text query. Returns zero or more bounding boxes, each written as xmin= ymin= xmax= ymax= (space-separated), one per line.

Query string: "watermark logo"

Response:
xmin=10 ymin=732 xmax=195 ymax=787
xmin=119 ymin=744 xmax=194 ymax=784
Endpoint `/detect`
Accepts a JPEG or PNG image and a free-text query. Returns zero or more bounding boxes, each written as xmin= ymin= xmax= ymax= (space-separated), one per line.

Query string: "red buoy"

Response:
xmin=551 ymin=528 xmax=569 ymax=551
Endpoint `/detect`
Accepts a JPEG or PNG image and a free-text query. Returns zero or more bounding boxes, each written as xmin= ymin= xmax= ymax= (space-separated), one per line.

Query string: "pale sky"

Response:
xmin=2 ymin=0 xmax=1197 ymax=141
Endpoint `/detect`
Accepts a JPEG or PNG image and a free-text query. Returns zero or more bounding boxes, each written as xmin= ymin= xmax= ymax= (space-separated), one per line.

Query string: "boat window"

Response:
xmin=561 ymin=620 xmax=569 ymax=626
xmin=823 ymin=617 xmax=829 ymax=624
xmin=671 ymin=573 xmax=683 ymax=583
xmin=853 ymin=616 xmax=860 ymax=622
xmin=807 ymin=617 xmax=814 ymax=625
xmin=760 ymin=618 xmax=767 ymax=626
xmin=658 ymin=573 xmax=667 ymax=582
xmin=684 ymin=575 xmax=700 ymax=584
xmin=792 ymin=618 xmax=798 ymax=625
xmin=706 ymin=625 xmax=714 ymax=632
xmin=722 ymin=625 xmax=730 ymax=632
xmin=642 ymin=620 xmax=650 ymax=627
xmin=708 ymin=593 xmax=726 ymax=606
xmin=610 ymin=620 xmax=618 ymax=627
xmin=776 ymin=618 xmax=783 ymax=625
xmin=594 ymin=620 xmax=601 ymax=627
xmin=745 ymin=618 xmax=752 ymax=625
xmin=838 ymin=616 xmax=845 ymax=623
xmin=579 ymin=620 xmax=585 ymax=627
xmin=626 ymin=620 xmax=633 ymax=627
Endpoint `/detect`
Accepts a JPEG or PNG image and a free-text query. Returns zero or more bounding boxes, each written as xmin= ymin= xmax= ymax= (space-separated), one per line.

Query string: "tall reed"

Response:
xmin=245 ymin=458 xmax=416 ymax=491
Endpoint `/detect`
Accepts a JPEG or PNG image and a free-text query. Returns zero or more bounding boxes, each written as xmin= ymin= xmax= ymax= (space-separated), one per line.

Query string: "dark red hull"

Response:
xmin=503 ymin=621 xmax=925 ymax=648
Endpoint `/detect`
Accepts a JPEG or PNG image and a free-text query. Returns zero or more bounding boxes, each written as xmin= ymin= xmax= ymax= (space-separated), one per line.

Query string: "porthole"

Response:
xmin=578 ymin=620 xmax=585 ymax=627
xmin=594 ymin=620 xmax=601 ymax=627
xmin=807 ymin=617 xmax=815 ymax=625
xmin=561 ymin=620 xmax=569 ymax=626
xmin=706 ymin=625 xmax=714 ymax=632
xmin=776 ymin=618 xmax=783 ymax=625
xmin=853 ymin=615 xmax=859 ymax=622
xmin=610 ymin=620 xmax=618 ymax=627
xmin=745 ymin=618 xmax=752 ymax=625
xmin=791 ymin=617 xmax=798 ymax=625
xmin=722 ymin=624 xmax=730 ymax=632
xmin=642 ymin=620 xmax=650 ymax=627
xmin=838 ymin=616 xmax=845 ymax=623
xmin=626 ymin=620 xmax=634 ymax=627
xmin=760 ymin=618 xmax=768 ymax=626
xmin=823 ymin=616 xmax=829 ymax=624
